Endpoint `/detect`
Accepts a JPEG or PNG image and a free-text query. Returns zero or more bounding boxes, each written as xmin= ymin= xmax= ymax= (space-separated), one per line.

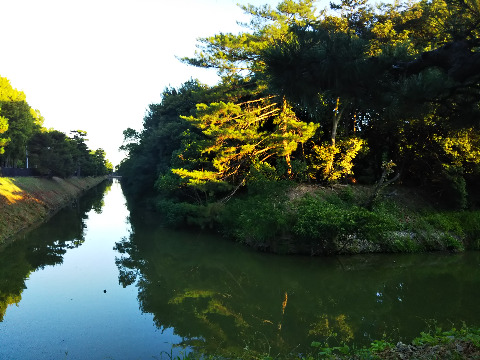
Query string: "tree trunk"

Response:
xmin=331 ymin=97 xmax=344 ymax=147
xmin=282 ymin=97 xmax=293 ymax=175
xmin=324 ymin=97 xmax=344 ymax=179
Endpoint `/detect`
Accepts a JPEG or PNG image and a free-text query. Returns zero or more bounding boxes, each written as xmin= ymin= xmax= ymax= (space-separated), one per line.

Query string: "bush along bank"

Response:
xmin=305 ymin=325 xmax=480 ymax=360
xmin=0 ymin=176 xmax=107 ymax=244
xmin=173 ymin=325 xmax=480 ymax=359
xmin=156 ymin=181 xmax=480 ymax=255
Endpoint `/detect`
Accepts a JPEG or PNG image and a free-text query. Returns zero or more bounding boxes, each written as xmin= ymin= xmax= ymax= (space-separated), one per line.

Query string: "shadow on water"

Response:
xmin=0 ymin=179 xmax=112 ymax=322
xmin=116 ymin=193 xmax=480 ymax=358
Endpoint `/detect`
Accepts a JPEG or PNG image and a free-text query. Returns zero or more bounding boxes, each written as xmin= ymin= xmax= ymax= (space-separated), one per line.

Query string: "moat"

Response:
xmin=1 ymin=180 xmax=479 ymax=359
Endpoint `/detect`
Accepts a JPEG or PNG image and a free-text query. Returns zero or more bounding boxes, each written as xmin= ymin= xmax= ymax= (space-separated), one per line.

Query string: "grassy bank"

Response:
xmin=0 ymin=176 xmax=107 ymax=244
xmin=221 ymin=183 xmax=480 ymax=255
xmin=179 ymin=325 xmax=480 ymax=359
xmin=307 ymin=325 xmax=480 ymax=359
xmin=303 ymin=325 xmax=480 ymax=359
xmin=157 ymin=182 xmax=480 ymax=255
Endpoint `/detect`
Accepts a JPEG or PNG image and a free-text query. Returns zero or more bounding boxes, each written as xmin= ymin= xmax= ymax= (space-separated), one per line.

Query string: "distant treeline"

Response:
xmin=0 ymin=76 xmax=113 ymax=177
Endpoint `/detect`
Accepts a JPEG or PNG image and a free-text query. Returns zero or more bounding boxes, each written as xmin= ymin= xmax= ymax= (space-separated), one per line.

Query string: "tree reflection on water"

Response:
xmin=0 ymin=180 xmax=112 ymax=321
xmin=115 ymin=204 xmax=480 ymax=358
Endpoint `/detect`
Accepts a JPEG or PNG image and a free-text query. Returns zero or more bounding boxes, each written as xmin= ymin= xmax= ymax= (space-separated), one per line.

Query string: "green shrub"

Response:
xmin=156 ymin=199 xmax=224 ymax=229
xmin=410 ymin=212 xmax=466 ymax=250
xmin=387 ymin=233 xmax=420 ymax=253
xmin=420 ymin=213 xmax=463 ymax=234
xmin=412 ymin=325 xmax=480 ymax=348
xmin=292 ymin=194 xmax=400 ymax=254
xmin=220 ymin=191 xmax=292 ymax=247
xmin=157 ymin=182 xmax=479 ymax=255
xmin=338 ymin=186 xmax=355 ymax=203
xmin=452 ymin=211 xmax=480 ymax=249
xmin=370 ymin=339 xmax=393 ymax=352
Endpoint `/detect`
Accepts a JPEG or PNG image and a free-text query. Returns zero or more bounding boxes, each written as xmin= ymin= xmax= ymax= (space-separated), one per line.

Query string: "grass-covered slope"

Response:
xmin=160 ymin=182 xmax=480 ymax=255
xmin=0 ymin=176 xmax=107 ymax=244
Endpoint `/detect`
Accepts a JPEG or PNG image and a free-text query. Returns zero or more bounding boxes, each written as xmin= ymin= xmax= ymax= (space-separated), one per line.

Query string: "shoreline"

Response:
xmin=0 ymin=176 xmax=108 ymax=245
xmin=150 ymin=183 xmax=480 ymax=256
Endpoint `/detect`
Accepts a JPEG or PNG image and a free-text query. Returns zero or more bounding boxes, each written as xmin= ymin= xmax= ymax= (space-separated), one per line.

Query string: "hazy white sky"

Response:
xmin=0 ymin=0 xmax=293 ymax=166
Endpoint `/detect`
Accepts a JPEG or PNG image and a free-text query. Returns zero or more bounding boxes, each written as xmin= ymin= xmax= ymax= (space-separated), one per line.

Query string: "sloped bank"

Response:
xmin=219 ymin=183 xmax=480 ymax=255
xmin=159 ymin=182 xmax=480 ymax=255
xmin=0 ymin=176 xmax=107 ymax=244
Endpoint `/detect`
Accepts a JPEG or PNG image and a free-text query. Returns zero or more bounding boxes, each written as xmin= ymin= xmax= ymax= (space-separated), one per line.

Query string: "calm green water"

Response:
xmin=1 ymin=180 xmax=480 ymax=359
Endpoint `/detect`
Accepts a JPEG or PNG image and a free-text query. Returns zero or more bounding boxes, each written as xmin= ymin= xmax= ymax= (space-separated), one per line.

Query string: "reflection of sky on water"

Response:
xmin=0 ymin=180 xmax=187 ymax=360
xmin=2 ymin=179 xmax=480 ymax=359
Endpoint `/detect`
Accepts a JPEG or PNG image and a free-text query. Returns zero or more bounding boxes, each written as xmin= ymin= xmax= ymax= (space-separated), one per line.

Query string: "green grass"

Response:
xmin=216 ymin=183 xmax=480 ymax=255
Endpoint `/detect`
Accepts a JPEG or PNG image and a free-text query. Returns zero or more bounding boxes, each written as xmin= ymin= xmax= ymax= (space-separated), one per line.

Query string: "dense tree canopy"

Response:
xmin=0 ymin=76 xmax=43 ymax=166
xmin=0 ymin=75 xmax=112 ymax=177
xmin=27 ymin=130 xmax=112 ymax=177
xmin=120 ymin=0 xmax=480 ymax=211
xmin=0 ymin=112 xmax=8 ymax=155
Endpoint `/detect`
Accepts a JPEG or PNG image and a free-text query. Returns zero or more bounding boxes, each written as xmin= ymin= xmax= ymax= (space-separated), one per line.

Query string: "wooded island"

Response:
xmin=116 ymin=0 xmax=480 ymax=254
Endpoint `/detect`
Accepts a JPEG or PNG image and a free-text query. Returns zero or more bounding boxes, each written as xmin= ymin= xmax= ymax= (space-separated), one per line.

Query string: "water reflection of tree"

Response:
xmin=115 ymin=229 xmax=358 ymax=357
xmin=0 ymin=180 xmax=111 ymax=321
xmin=115 ymin=211 xmax=480 ymax=358
xmin=90 ymin=180 xmax=112 ymax=214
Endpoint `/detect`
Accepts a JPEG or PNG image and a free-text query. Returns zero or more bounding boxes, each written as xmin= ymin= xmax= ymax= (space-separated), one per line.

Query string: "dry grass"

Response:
xmin=0 ymin=176 xmax=107 ymax=244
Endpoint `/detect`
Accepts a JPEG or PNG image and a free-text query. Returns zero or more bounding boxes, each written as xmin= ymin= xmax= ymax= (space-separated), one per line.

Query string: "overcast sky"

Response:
xmin=0 ymin=0 xmax=302 ymax=166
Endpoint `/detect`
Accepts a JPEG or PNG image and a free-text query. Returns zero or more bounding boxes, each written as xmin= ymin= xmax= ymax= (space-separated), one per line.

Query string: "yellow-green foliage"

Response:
xmin=175 ymin=97 xmax=318 ymax=187
xmin=368 ymin=0 xmax=452 ymax=56
xmin=437 ymin=128 xmax=480 ymax=170
xmin=171 ymin=168 xmax=224 ymax=188
xmin=0 ymin=293 xmax=22 ymax=322
xmin=0 ymin=76 xmax=44 ymax=165
xmin=308 ymin=137 xmax=366 ymax=182
xmin=168 ymin=289 xmax=215 ymax=304
xmin=0 ymin=176 xmax=106 ymax=244
xmin=0 ymin=113 xmax=8 ymax=154
xmin=0 ymin=77 xmax=27 ymax=102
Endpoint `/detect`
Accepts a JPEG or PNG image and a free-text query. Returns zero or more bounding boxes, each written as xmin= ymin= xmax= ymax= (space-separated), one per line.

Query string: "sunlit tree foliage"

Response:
xmin=0 ymin=76 xmax=43 ymax=167
xmin=120 ymin=0 xmax=480 ymax=210
xmin=0 ymin=76 xmax=112 ymax=176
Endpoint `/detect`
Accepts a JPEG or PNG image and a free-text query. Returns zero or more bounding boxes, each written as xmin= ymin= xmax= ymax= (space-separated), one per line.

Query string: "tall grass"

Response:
xmin=218 ymin=184 xmax=480 ymax=255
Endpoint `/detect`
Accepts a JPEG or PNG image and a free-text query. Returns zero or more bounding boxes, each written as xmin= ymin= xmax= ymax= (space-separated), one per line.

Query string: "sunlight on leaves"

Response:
xmin=0 ymin=178 xmax=25 ymax=203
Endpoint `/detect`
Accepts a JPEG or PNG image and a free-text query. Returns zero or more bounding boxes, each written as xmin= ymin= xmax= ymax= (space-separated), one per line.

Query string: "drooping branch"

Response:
xmin=236 ymin=95 xmax=279 ymax=106
xmin=364 ymin=160 xmax=400 ymax=210
xmin=392 ymin=39 xmax=480 ymax=83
